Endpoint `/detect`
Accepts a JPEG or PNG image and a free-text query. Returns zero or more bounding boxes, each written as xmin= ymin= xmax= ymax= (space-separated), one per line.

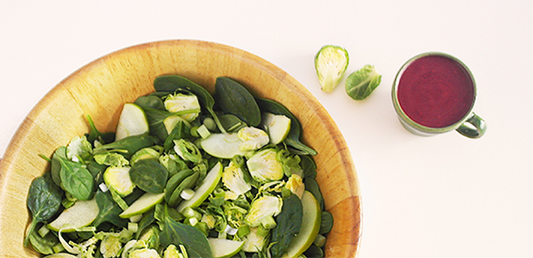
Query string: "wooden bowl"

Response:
xmin=0 ymin=40 xmax=362 ymax=257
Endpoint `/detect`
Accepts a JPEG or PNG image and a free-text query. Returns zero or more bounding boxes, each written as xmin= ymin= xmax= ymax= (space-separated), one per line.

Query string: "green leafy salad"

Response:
xmin=24 ymin=75 xmax=334 ymax=258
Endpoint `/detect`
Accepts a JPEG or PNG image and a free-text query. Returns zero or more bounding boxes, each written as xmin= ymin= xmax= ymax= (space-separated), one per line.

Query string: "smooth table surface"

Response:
xmin=1 ymin=1 xmax=532 ymax=257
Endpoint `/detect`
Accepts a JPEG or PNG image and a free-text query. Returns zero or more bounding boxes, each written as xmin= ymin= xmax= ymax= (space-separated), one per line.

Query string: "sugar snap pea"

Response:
xmin=167 ymin=171 xmax=199 ymax=207
xmin=164 ymin=169 xmax=194 ymax=203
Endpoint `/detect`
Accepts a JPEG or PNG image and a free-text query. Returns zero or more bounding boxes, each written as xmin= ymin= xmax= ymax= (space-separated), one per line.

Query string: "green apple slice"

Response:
xmin=208 ymin=238 xmax=244 ymax=258
xmin=200 ymin=133 xmax=246 ymax=159
xmin=48 ymin=198 xmax=99 ymax=232
xmin=115 ymin=103 xmax=149 ymax=141
xmin=177 ymin=162 xmax=223 ymax=212
xmin=261 ymin=112 xmax=291 ymax=145
xmin=284 ymin=191 xmax=322 ymax=258
xmin=119 ymin=192 xmax=165 ymax=218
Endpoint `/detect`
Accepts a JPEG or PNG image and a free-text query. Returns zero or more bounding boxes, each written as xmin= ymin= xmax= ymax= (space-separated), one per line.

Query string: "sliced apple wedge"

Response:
xmin=115 ymin=103 xmax=149 ymax=141
xmin=261 ymin=112 xmax=291 ymax=145
xmin=119 ymin=192 xmax=165 ymax=218
xmin=177 ymin=162 xmax=223 ymax=212
xmin=284 ymin=191 xmax=322 ymax=258
xmin=48 ymin=198 xmax=99 ymax=232
xmin=200 ymin=133 xmax=247 ymax=159
xmin=208 ymin=238 xmax=244 ymax=258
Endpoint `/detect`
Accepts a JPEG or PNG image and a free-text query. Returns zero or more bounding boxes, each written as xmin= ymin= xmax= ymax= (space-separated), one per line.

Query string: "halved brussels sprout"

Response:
xmin=103 ymin=166 xmax=135 ymax=197
xmin=164 ymin=93 xmax=201 ymax=122
xmin=237 ymin=127 xmax=269 ymax=151
xmin=246 ymin=149 xmax=284 ymax=183
xmin=315 ymin=45 xmax=349 ymax=92
xmin=222 ymin=161 xmax=252 ymax=197
xmin=245 ymin=195 xmax=282 ymax=229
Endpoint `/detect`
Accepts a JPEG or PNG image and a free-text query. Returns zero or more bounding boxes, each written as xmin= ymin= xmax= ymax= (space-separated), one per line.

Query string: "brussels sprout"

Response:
xmin=285 ymin=174 xmax=305 ymax=199
xmin=66 ymin=135 xmax=93 ymax=161
xmin=163 ymin=244 xmax=189 ymax=258
xmin=245 ymin=195 xmax=282 ymax=229
xmin=136 ymin=225 xmax=160 ymax=250
xmin=237 ymin=127 xmax=269 ymax=151
xmin=242 ymin=226 xmax=270 ymax=253
xmin=246 ymin=149 xmax=284 ymax=183
xmin=164 ymin=93 xmax=201 ymax=122
xmin=100 ymin=234 xmax=122 ymax=258
xmin=345 ymin=64 xmax=382 ymax=100
xmin=314 ymin=45 xmax=349 ymax=92
xmin=103 ymin=166 xmax=135 ymax=197
xmin=94 ymin=152 xmax=130 ymax=167
xmin=173 ymin=139 xmax=202 ymax=164
xmin=222 ymin=161 xmax=252 ymax=197
xmin=130 ymin=147 xmax=161 ymax=165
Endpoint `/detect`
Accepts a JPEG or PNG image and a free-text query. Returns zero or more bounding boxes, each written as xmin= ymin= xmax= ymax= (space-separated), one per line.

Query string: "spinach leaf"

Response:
xmin=270 ymin=194 xmax=303 ymax=258
xmin=93 ymin=190 xmax=128 ymax=228
xmin=94 ymin=134 xmax=157 ymax=159
xmin=50 ymin=146 xmax=68 ymax=186
xmin=129 ymin=159 xmax=168 ymax=193
xmin=58 ymin=157 xmax=95 ymax=200
xmin=304 ymin=177 xmax=324 ymax=210
xmin=154 ymin=75 xmax=226 ymax=133
xmin=157 ymin=204 xmax=212 ymax=258
xmin=24 ymin=173 xmax=63 ymax=246
xmin=256 ymin=98 xmax=317 ymax=155
xmin=86 ymin=115 xmax=114 ymax=145
xmin=218 ymin=114 xmax=248 ymax=132
xmin=214 ymin=77 xmax=261 ymax=127
xmin=86 ymin=160 xmax=107 ymax=184
xmin=304 ymin=244 xmax=325 ymax=258
xmin=142 ymin=107 xmax=176 ymax=142
xmin=300 ymin=155 xmax=317 ymax=180
xmin=319 ymin=210 xmax=334 ymax=234
xmin=134 ymin=94 xmax=165 ymax=110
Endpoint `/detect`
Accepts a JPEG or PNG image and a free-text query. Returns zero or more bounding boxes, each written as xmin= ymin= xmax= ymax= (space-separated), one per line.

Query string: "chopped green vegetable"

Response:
xmin=315 ymin=45 xmax=349 ymax=92
xmin=345 ymin=64 xmax=382 ymax=100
